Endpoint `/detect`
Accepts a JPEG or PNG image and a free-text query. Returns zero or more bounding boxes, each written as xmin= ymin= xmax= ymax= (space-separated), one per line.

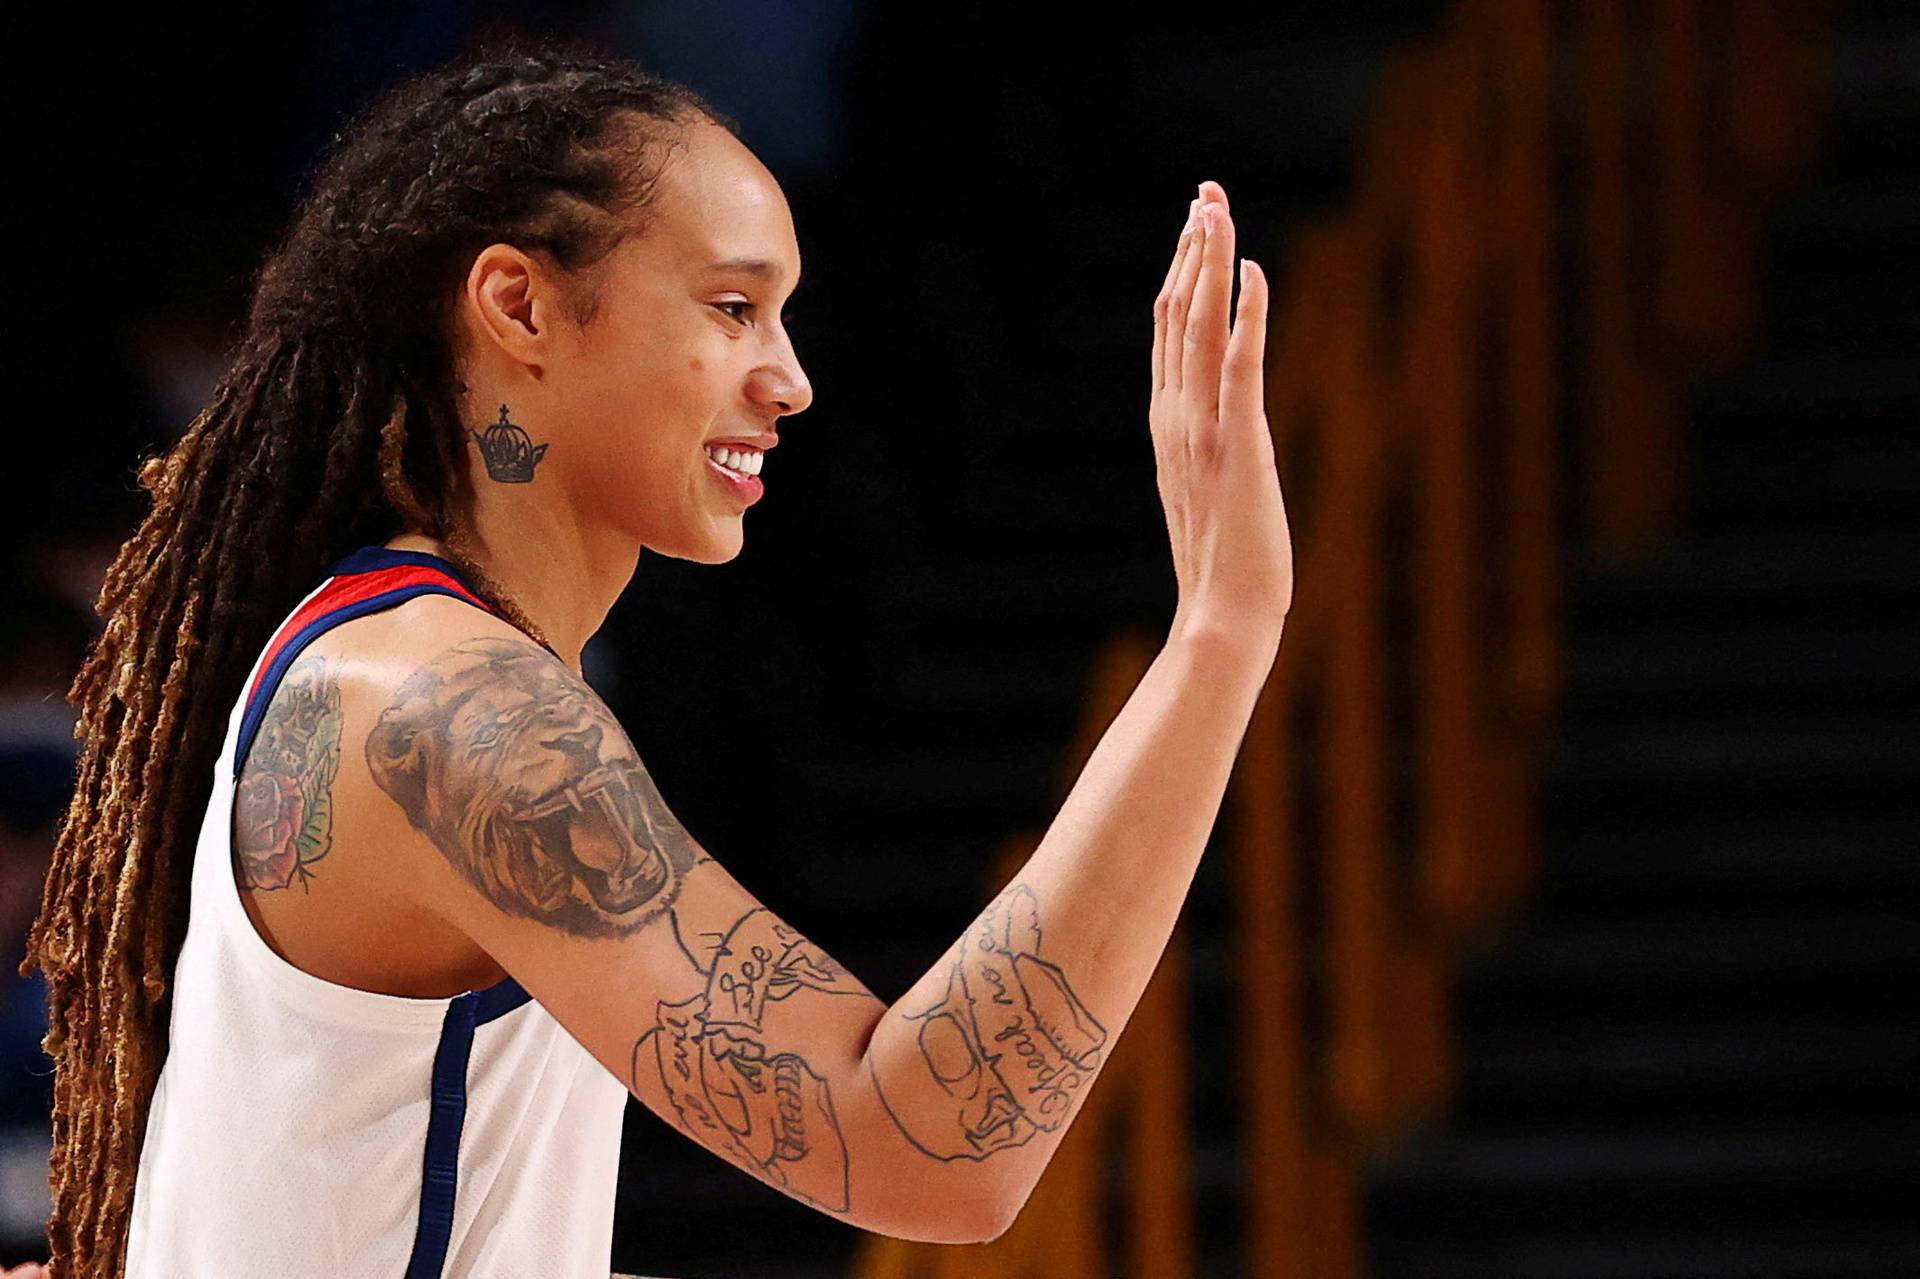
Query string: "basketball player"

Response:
xmin=21 ymin=33 xmax=1289 ymax=1278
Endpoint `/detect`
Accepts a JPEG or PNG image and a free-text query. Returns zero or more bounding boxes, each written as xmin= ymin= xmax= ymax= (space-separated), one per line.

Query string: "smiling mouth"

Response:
xmin=706 ymin=451 xmax=759 ymax=480
xmin=704 ymin=451 xmax=766 ymax=502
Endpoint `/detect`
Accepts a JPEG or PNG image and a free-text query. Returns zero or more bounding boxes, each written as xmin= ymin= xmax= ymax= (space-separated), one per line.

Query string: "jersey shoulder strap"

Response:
xmin=233 ymin=546 xmax=554 ymax=779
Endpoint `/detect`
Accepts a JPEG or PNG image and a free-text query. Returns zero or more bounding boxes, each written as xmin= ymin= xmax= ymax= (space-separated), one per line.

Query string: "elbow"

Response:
xmin=967 ymin=1184 xmax=1031 ymax=1245
xmin=882 ymin=1184 xmax=1024 ymax=1246
xmin=898 ymin=1199 xmax=1013 ymax=1247
xmin=912 ymin=1205 xmax=1013 ymax=1247
xmin=974 ymin=1203 xmax=1018 ymax=1246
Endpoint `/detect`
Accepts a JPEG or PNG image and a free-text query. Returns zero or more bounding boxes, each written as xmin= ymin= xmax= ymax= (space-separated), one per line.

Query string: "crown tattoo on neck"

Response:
xmin=468 ymin=404 xmax=550 ymax=483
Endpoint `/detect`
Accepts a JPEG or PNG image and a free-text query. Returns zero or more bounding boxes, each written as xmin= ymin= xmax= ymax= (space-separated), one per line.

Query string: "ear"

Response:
xmin=463 ymin=243 xmax=548 ymax=362
xmin=364 ymin=704 xmax=433 ymax=828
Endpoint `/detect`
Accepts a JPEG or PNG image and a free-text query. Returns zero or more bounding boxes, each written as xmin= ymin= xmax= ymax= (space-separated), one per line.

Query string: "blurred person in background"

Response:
xmin=0 ymin=575 xmax=93 ymax=1267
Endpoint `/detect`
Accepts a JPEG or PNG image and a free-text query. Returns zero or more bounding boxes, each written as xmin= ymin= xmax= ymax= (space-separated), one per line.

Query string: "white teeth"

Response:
xmin=705 ymin=444 xmax=764 ymax=477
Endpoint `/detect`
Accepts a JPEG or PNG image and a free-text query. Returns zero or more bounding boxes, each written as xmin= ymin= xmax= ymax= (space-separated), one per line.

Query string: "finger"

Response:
xmin=1153 ymin=200 xmax=1198 ymax=395
xmin=1219 ymin=258 xmax=1271 ymax=444
xmin=1167 ymin=202 xmax=1210 ymax=395
xmin=1182 ymin=200 xmax=1237 ymax=418
xmin=1153 ymin=199 xmax=1199 ymax=396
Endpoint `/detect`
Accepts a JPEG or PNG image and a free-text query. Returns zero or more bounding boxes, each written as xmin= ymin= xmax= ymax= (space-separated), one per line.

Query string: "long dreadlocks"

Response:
xmin=22 ymin=34 xmax=734 ymax=1275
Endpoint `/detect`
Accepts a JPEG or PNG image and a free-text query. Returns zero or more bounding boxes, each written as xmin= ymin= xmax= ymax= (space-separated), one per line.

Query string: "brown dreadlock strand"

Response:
xmin=22 ymin=33 xmax=735 ymax=1275
xmin=378 ymin=395 xmax=440 ymax=538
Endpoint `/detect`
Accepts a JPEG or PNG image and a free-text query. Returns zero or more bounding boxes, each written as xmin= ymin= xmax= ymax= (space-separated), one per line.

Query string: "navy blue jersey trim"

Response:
xmin=406 ymin=995 xmax=476 ymax=1279
xmin=474 ymin=976 xmax=533 ymax=1023
xmin=404 ymin=978 xmax=532 ymax=1279
xmin=232 ymin=585 xmax=477 ymax=780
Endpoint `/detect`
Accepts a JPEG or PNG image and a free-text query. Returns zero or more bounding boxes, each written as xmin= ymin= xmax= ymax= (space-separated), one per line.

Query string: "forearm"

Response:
xmin=858 ymin=620 xmax=1280 ymax=1229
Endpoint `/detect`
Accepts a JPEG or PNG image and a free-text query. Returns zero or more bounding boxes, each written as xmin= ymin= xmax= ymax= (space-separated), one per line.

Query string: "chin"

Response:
xmin=648 ymin=523 xmax=746 ymax=565
xmin=692 ymin=538 xmax=745 ymax=565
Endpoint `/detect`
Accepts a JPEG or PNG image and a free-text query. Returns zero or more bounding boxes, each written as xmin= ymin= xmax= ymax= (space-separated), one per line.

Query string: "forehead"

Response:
xmin=649 ymin=123 xmax=801 ymax=287
xmin=448 ymin=679 xmax=531 ymax=720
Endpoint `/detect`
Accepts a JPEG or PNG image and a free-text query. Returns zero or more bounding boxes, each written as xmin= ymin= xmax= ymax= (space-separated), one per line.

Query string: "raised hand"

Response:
xmin=1150 ymin=181 xmax=1293 ymax=644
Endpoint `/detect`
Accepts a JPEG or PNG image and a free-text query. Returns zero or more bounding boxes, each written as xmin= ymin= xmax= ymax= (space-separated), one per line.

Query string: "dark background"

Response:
xmin=4 ymin=2 xmax=1916 ymax=1276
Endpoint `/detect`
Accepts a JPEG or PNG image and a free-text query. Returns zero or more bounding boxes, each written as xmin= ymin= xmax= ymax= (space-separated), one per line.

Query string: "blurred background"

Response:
xmin=6 ymin=0 xmax=1917 ymax=1275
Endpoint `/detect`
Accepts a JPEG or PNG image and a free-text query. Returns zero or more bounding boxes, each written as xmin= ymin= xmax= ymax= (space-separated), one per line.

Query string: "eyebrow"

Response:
xmin=707 ymin=257 xmax=802 ymax=292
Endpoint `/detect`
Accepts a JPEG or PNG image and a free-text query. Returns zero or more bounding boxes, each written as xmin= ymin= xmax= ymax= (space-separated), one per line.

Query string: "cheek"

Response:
xmin=566 ymin=346 xmax=718 ymax=505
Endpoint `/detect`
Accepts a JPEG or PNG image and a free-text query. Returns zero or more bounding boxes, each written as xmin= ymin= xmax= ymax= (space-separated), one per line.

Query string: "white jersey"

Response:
xmin=125 ymin=546 xmax=630 ymax=1278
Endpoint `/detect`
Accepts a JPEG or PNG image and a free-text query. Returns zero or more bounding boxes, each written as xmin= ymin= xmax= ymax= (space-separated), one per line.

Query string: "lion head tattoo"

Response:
xmin=365 ymin=637 xmax=699 ymax=937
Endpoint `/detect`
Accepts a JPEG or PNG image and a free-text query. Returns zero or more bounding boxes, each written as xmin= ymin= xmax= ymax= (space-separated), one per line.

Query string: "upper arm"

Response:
xmin=351 ymin=616 xmax=999 ymax=1242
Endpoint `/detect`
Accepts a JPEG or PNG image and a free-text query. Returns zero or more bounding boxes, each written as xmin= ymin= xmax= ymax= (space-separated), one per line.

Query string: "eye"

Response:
xmin=714 ymin=301 xmax=796 ymax=328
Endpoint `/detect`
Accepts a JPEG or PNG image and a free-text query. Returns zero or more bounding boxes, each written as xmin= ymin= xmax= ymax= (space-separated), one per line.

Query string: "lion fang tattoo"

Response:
xmin=235 ymin=653 xmax=343 ymax=891
xmin=365 ymin=638 xmax=698 ymax=937
xmin=870 ymin=882 xmax=1107 ymax=1161
xmin=634 ymin=908 xmax=860 ymax=1213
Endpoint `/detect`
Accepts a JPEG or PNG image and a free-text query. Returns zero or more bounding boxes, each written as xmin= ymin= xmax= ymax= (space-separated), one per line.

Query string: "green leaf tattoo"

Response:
xmin=235 ymin=653 xmax=344 ymax=891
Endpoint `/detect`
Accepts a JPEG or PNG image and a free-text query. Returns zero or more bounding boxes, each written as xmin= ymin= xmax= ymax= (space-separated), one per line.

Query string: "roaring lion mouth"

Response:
xmin=574 ymin=847 xmax=667 ymax=915
xmin=515 ymin=743 xmax=675 ymax=919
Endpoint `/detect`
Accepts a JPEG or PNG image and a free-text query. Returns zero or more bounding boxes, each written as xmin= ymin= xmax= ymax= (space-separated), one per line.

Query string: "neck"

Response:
xmin=384 ymin=499 xmax=638 ymax=676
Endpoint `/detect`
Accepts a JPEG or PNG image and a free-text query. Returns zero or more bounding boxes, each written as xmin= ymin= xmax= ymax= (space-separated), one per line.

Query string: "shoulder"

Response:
xmin=286 ymin=593 xmax=587 ymax=818
xmin=299 ymin=592 xmax=604 ymax=834
xmin=233 ymin=593 xmax=591 ymax=990
xmin=300 ymin=594 xmax=686 ymax=940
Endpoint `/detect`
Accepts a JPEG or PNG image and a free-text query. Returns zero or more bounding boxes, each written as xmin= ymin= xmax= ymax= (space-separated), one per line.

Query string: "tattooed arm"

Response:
xmin=361 ymin=611 xmax=1272 ymax=1241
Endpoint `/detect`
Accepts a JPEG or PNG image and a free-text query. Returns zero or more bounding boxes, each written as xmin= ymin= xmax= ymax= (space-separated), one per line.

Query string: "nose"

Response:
xmin=755 ymin=357 xmax=813 ymax=418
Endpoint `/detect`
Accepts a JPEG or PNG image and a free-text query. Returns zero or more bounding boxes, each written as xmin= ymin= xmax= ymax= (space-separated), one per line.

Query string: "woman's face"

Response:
xmin=462 ymin=118 xmax=812 ymax=564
